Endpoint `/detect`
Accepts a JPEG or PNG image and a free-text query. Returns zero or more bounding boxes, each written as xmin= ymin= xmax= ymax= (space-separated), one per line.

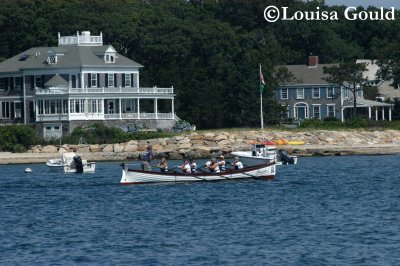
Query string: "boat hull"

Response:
xmin=120 ymin=162 xmax=276 ymax=185
xmin=64 ymin=162 xmax=96 ymax=173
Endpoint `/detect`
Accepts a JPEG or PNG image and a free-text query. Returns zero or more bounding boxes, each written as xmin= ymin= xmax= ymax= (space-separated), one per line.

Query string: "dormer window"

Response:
xmin=105 ymin=53 xmax=115 ymax=63
xmin=48 ymin=55 xmax=57 ymax=64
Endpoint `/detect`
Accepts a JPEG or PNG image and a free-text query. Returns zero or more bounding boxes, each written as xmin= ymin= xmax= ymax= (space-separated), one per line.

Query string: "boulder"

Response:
xmin=214 ymin=134 xmax=228 ymax=141
xmin=152 ymin=144 xmax=164 ymax=151
xmin=89 ymin=145 xmax=100 ymax=152
xmin=178 ymin=143 xmax=192 ymax=149
xmin=163 ymin=144 xmax=178 ymax=152
xmin=203 ymin=133 xmax=215 ymax=141
xmin=102 ymin=144 xmax=114 ymax=152
xmin=31 ymin=146 xmax=41 ymax=153
xmin=124 ymin=144 xmax=138 ymax=152
xmin=77 ymin=146 xmax=90 ymax=153
xmin=41 ymin=145 xmax=58 ymax=153
xmin=114 ymin=144 xmax=124 ymax=153
xmin=169 ymin=152 xmax=183 ymax=160
xmin=217 ymin=140 xmax=231 ymax=146
xmin=137 ymin=144 xmax=148 ymax=152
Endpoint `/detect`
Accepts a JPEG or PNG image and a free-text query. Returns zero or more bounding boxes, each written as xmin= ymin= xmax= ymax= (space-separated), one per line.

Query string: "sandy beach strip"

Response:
xmin=1 ymin=143 xmax=400 ymax=164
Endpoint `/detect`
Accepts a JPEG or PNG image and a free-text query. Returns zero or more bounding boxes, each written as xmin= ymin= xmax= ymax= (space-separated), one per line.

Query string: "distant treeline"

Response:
xmin=1 ymin=0 xmax=399 ymax=128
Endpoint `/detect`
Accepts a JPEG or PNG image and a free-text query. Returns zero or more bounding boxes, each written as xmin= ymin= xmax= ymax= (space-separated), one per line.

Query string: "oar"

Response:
xmin=169 ymin=168 xmax=207 ymax=181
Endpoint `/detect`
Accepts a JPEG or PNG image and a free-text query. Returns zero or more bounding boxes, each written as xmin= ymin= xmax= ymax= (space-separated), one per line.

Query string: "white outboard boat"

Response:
xmin=46 ymin=152 xmax=95 ymax=173
xmin=231 ymin=144 xmax=298 ymax=166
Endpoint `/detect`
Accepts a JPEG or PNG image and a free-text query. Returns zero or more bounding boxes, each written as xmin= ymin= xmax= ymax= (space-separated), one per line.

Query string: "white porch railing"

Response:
xmin=36 ymin=112 xmax=174 ymax=122
xmin=36 ymin=114 xmax=69 ymax=122
xmin=35 ymin=87 xmax=174 ymax=95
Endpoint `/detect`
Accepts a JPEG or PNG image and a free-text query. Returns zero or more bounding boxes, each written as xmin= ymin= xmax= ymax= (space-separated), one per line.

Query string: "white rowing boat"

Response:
xmin=120 ymin=161 xmax=276 ymax=185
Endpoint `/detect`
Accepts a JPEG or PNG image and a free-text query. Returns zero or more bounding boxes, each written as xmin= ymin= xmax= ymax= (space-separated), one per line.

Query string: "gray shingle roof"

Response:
xmin=0 ymin=45 xmax=143 ymax=73
xmin=44 ymin=74 xmax=68 ymax=87
xmin=284 ymin=63 xmax=339 ymax=86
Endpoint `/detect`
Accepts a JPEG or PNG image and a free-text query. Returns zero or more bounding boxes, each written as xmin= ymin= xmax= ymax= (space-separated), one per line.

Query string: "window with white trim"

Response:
xmin=1 ymin=102 xmax=11 ymax=118
xmin=105 ymin=53 xmax=115 ymax=63
xmin=312 ymin=105 xmax=321 ymax=119
xmin=327 ymin=87 xmax=334 ymax=98
xmin=108 ymin=73 xmax=114 ymax=87
xmin=327 ymin=105 xmax=335 ymax=117
xmin=90 ymin=73 xmax=97 ymax=87
xmin=281 ymin=88 xmax=288 ymax=99
xmin=0 ymin=78 xmax=5 ymax=90
xmin=35 ymin=75 xmax=42 ymax=88
xmin=14 ymin=77 xmax=22 ymax=90
xmin=356 ymin=86 xmax=362 ymax=98
xmin=125 ymin=74 xmax=131 ymax=87
xmin=296 ymin=88 xmax=304 ymax=99
xmin=312 ymin=88 xmax=320 ymax=98
xmin=70 ymin=99 xmax=85 ymax=113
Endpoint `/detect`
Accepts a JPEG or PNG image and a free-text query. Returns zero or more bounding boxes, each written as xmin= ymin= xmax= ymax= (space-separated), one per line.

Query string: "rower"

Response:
xmin=231 ymin=157 xmax=243 ymax=170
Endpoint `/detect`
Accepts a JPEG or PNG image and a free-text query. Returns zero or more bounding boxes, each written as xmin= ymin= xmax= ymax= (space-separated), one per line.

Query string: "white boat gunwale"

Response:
xmin=120 ymin=161 xmax=276 ymax=185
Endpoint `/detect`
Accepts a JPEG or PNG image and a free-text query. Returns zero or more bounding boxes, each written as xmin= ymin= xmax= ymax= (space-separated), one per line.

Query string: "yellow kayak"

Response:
xmin=287 ymin=140 xmax=305 ymax=145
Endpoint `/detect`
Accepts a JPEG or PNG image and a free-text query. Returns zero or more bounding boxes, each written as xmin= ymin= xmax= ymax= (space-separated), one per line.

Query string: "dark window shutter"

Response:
xmin=30 ymin=76 xmax=34 ymax=90
xmin=41 ymin=75 xmax=45 ymax=88
xmin=97 ymin=73 xmax=100 ymax=88
xmin=5 ymin=77 xmax=9 ymax=90
xmin=105 ymin=73 xmax=108 ymax=87
xmin=131 ymin=74 xmax=134 ymax=87
xmin=10 ymin=77 xmax=14 ymax=90
xmin=114 ymin=73 xmax=118 ymax=87
xmin=122 ymin=74 xmax=125 ymax=87
xmin=87 ymin=74 xmax=91 ymax=88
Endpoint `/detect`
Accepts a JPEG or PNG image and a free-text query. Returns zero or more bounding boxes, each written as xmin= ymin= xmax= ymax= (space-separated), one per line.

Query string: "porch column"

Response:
xmin=172 ymin=99 xmax=175 ymax=119
xmin=368 ymin=107 xmax=371 ymax=119
xmin=137 ymin=98 xmax=140 ymax=119
xmin=35 ymin=100 xmax=39 ymax=121
xmin=81 ymin=72 xmax=85 ymax=89
xmin=382 ymin=107 xmax=385 ymax=121
xmin=375 ymin=108 xmax=378 ymax=121
xmin=154 ymin=98 xmax=158 ymax=119
xmin=389 ymin=107 xmax=392 ymax=121
xmin=23 ymin=75 xmax=26 ymax=124
xmin=119 ymin=98 xmax=122 ymax=119
xmin=341 ymin=108 xmax=344 ymax=122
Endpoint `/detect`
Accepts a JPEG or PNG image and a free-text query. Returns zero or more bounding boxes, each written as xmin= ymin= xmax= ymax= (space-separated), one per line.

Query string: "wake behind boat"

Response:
xmin=120 ymin=161 xmax=276 ymax=185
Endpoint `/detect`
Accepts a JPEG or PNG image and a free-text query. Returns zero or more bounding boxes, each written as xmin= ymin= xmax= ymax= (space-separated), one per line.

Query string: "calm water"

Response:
xmin=1 ymin=156 xmax=400 ymax=265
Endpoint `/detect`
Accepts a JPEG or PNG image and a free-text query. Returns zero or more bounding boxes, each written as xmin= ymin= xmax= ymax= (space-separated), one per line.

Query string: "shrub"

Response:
xmin=0 ymin=125 xmax=38 ymax=152
xmin=172 ymin=120 xmax=192 ymax=132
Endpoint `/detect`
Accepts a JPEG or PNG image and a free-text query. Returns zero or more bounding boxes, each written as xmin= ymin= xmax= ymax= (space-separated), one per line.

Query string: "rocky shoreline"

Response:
xmin=2 ymin=129 xmax=400 ymax=164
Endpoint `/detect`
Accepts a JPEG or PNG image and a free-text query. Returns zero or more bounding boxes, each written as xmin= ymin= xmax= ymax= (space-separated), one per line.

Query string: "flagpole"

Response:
xmin=260 ymin=64 xmax=264 ymax=129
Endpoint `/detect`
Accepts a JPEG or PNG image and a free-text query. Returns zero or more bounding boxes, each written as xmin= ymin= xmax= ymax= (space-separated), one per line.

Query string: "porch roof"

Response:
xmin=343 ymin=99 xmax=393 ymax=108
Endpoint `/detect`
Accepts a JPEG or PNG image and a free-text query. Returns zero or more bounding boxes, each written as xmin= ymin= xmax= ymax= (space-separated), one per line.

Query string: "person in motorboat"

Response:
xmin=205 ymin=157 xmax=220 ymax=173
xmin=217 ymin=155 xmax=226 ymax=171
xmin=157 ymin=157 xmax=168 ymax=173
xmin=231 ymin=157 xmax=244 ymax=170
xmin=179 ymin=159 xmax=191 ymax=174
xmin=189 ymin=159 xmax=197 ymax=174
xmin=141 ymin=145 xmax=153 ymax=171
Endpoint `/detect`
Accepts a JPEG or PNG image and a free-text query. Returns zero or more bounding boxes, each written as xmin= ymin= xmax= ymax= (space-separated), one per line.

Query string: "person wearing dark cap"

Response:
xmin=141 ymin=145 xmax=153 ymax=171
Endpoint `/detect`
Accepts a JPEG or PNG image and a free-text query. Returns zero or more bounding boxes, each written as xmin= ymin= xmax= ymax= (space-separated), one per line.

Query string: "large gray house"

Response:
xmin=275 ymin=56 xmax=392 ymax=122
xmin=0 ymin=31 xmax=176 ymax=139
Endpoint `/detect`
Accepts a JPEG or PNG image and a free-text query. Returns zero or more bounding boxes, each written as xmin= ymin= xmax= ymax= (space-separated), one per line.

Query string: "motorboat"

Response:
xmin=231 ymin=144 xmax=298 ymax=166
xmin=46 ymin=152 xmax=95 ymax=173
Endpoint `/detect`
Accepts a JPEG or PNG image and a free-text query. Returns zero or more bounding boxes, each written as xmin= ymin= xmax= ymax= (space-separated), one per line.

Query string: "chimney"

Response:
xmin=308 ymin=55 xmax=319 ymax=67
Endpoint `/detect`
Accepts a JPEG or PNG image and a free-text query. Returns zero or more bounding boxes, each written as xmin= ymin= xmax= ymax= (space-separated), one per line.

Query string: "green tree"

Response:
xmin=323 ymin=62 xmax=368 ymax=118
